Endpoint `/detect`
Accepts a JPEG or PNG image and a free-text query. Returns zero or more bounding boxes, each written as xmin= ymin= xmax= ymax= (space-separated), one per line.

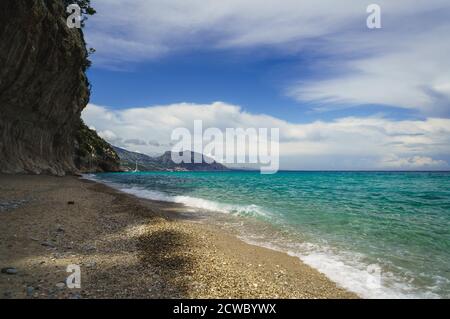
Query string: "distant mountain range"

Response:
xmin=113 ymin=146 xmax=229 ymax=172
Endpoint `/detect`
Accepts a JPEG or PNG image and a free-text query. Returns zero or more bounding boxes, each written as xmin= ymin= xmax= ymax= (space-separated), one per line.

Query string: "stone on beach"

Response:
xmin=56 ymin=283 xmax=66 ymax=289
xmin=1 ymin=267 xmax=18 ymax=275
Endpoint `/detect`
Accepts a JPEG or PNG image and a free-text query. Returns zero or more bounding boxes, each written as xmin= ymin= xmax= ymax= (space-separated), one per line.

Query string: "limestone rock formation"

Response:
xmin=0 ymin=0 xmax=119 ymax=175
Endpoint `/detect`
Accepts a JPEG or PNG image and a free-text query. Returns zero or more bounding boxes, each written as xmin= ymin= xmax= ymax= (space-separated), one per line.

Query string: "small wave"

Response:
xmin=84 ymin=174 xmax=270 ymax=219
xmin=240 ymin=237 xmax=441 ymax=299
xmin=123 ymin=187 xmax=270 ymax=218
xmin=81 ymin=173 xmax=97 ymax=181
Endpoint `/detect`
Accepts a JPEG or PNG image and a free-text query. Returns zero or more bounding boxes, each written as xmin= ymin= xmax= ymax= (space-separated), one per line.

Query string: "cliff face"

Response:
xmin=0 ymin=0 xmax=119 ymax=175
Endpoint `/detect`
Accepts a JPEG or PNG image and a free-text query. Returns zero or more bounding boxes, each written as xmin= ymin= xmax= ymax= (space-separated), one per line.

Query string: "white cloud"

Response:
xmin=82 ymin=1 xmax=450 ymax=167
xmin=82 ymin=102 xmax=450 ymax=170
xmin=86 ymin=0 xmax=362 ymax=62
xmin=98 ymin=129 xmax=117 ymax=141
xmin=85 ymin=1 xmax=450 ymax=114
xmin=288 ymin=25 xmax=450 ymax=115
xmin=379 ymin=155 xmax=447 ymax=169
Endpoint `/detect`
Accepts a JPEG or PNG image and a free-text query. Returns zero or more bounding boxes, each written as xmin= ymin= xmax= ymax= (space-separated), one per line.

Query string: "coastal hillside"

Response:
xmin=113 ymin=147 xmax=164 ymax=171
xmin=0 ymin=0 xmax=119 ymax=175
xmin=114 ymin=147 xmax=229 ymax=171
xmin=75 ymin=121 xmax=120 ymax=173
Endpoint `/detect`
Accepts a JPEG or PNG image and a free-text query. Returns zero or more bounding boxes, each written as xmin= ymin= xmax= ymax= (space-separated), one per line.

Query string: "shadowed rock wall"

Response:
xmin=0 ymin=0 xmax=119 ymax=175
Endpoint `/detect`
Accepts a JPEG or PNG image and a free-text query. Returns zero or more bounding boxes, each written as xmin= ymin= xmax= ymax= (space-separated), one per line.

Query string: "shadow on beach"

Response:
xmin=137 ymin=229 xmax=195 ymax=297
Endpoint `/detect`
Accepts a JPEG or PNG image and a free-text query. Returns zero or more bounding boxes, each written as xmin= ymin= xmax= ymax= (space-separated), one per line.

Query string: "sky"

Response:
xmin=82 ymin=0 xmax=450 ymax=170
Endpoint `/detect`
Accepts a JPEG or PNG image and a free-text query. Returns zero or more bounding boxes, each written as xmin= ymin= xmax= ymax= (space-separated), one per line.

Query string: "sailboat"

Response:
xmin=133 ymin=160 xmax=139 ymax=173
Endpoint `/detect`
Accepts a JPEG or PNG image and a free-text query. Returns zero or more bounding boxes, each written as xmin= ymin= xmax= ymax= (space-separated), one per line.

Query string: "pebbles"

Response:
xmin=82 ymin=244 xmax=96 ymax=252
xmin=41 ymin=241 xmax=55 ymax=248
xmin=56 ymin=282 xmax=66 ymax=289
xmin=26 ymin=286 xmax=34 ymax=296
xmin=0 ymin=199 xmax=27 ymax=212
xmin=1 ymin=267 xmax=18 ymax=275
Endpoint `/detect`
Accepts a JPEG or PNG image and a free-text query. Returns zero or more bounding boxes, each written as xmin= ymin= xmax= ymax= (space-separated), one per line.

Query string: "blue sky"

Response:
xmin=88 ymin=48 xmax=420 ymax=124
xmin=88 ymin=50 xmax=305 ymax=117
xmin=82 ymin=0 xmax=450 ymax=170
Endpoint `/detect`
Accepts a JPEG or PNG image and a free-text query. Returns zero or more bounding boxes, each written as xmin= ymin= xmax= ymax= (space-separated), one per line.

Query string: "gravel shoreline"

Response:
xmin=0 ymin=174 xmax=357 ymax=299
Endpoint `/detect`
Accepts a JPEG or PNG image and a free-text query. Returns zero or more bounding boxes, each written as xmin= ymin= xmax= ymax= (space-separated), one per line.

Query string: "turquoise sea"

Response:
xmin=88 ymin=171 xmax=450 ymax=298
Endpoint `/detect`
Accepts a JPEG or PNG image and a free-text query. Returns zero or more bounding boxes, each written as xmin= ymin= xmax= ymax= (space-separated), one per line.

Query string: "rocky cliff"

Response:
xmin=0 ymin=0 xmax=119 ymax=175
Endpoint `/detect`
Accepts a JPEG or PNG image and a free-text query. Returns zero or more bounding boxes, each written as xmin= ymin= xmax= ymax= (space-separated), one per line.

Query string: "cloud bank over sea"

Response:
xmin=83 ymin=102 xmax=450 ymax=170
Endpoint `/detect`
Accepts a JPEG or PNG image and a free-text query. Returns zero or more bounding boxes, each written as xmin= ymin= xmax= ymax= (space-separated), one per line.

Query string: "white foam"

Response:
xmin=240 ymin=237 xmax=440 ymax=299
xmin=83 ymin=174 xmax=270 ymax=219
xmin=125 ymin=186 xmax=270 ymax=218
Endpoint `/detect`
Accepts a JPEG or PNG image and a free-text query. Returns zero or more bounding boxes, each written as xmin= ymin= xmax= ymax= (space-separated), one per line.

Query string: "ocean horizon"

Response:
xmin=87 ymin=171 xmax=450 ymax=299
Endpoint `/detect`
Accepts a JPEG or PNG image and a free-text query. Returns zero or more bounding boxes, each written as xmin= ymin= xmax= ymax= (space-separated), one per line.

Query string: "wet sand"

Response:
xmin=0 ymin=174 xmax=357 ymax=299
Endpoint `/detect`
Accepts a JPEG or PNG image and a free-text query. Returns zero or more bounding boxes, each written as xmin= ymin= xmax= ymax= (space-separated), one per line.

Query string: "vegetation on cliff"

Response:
xmin=75 ymin=121 xmax=121 ymax=173
xmin=63 ymin=0 xmax=96 ymax=17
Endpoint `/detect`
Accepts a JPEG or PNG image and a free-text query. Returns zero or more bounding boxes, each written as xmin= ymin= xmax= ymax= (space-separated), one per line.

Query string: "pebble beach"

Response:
xmin=0 ymin=175 xmax=356 ymax=299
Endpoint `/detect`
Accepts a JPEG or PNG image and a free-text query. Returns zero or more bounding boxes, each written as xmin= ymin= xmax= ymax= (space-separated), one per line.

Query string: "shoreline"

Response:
xmin=0 ymin=174 xmax=357 ymax=299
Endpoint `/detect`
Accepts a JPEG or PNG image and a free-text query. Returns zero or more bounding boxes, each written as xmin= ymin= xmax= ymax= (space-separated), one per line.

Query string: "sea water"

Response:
xmin=87 ymin=171 xmax=450 ymax=299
